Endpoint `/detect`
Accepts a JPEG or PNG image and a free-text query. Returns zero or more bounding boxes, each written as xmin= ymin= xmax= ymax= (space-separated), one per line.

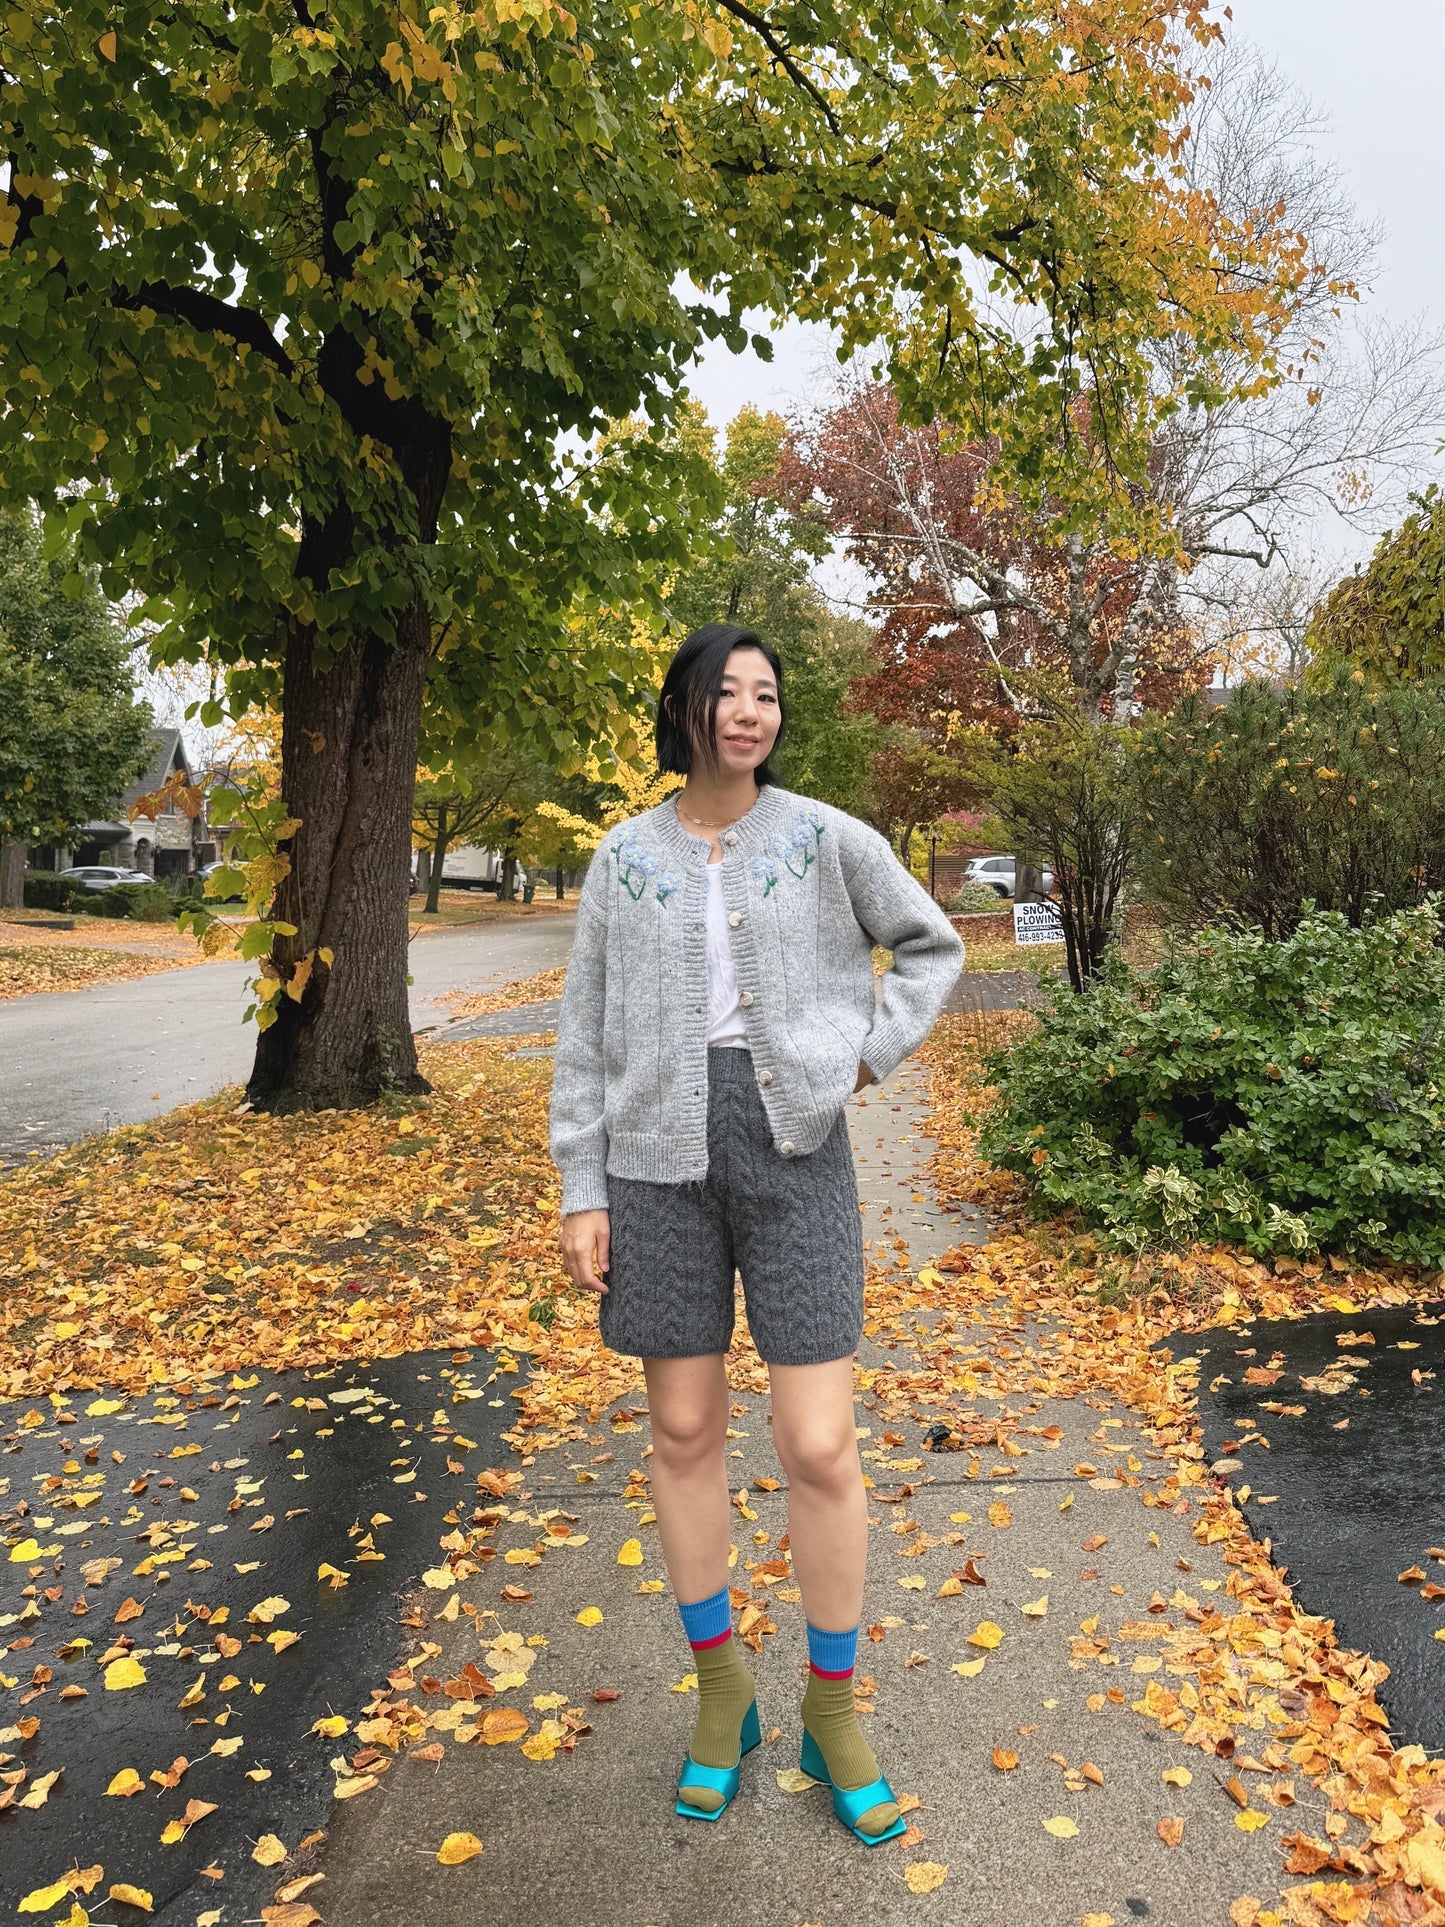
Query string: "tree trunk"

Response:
xmin=424 ymin=803 xmax=451 ymax=916
xmin=554 ymin=866 xmax=564 ymax=900
xmin=499 ymin=852 xmax=517 ymax=902
xmin=246 ymin=610 xmax=430 ymax=1112
xmin=0 ymin=840 xmax=24 ymax=909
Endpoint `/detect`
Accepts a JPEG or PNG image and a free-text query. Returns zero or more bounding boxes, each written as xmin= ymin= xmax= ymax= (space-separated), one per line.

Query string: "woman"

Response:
xmin=549 ymin=623 xmax=963 ymax=1844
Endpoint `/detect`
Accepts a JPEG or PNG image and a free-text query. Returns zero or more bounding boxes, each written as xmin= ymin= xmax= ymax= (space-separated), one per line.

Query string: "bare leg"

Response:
xmin=642 ymin=1353 xmax=732 ymax=1602
xmin=768 ymin=1356 xmax=867 ymax=1628
xmin=769 ymin=1355 xmax=899 ymax=1837
xmin=643 ymin=1353 xmax=755 ymax=1812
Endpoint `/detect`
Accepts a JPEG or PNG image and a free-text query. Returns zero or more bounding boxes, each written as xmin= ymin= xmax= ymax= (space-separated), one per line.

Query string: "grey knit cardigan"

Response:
xmin=547 ymin=784 xmax=965 ymax=1216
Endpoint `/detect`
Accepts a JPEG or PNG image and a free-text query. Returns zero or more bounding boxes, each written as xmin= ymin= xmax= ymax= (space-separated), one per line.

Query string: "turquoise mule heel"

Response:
xmin=799 ymin=1726 xmax=909 ymax=1847
xmin=674 ymin=1696 xmax=762 ymax=1821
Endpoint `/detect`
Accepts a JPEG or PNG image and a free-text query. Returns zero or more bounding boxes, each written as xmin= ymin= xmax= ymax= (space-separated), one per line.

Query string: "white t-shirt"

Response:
xmin=705 ymin=861 xmax=749 ymax=1048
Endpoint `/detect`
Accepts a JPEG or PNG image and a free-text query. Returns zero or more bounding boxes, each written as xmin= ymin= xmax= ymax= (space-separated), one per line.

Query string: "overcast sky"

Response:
xmin=684 ymin=2 xmax=1445 ymax=460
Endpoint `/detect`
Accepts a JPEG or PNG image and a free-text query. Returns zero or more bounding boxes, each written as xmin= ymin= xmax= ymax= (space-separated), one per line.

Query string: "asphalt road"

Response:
xmin=0 ymin=912 xmax=577 ymax=1166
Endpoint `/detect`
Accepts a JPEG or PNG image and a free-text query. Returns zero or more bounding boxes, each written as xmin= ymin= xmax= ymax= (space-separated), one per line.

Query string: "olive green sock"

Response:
xmin=801 ymin=1671 xmax=900 ymax=1838
xmin=677 ymin=1633 xmax=757 ymax=1815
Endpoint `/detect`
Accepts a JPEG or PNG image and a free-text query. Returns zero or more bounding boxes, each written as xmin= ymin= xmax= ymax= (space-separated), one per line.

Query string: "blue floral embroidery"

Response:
xmin=610 ymin=836 xmax=675 ymax=905
xmin=755 ymin=806 xmax=824 ymax=897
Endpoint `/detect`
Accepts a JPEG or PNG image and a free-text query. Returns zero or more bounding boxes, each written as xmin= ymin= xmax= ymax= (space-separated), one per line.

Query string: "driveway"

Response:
xmin=0 ymin=912 xmax=576 ymax=1165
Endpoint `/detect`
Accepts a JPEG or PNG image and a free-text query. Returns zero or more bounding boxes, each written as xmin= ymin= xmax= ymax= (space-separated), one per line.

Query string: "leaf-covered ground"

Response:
xmin=914 ymin=1016 xmax=1445 ymax=1925
xmin=3 ymin=1015 xmax=1444 ymax=1923
xmin=0 ymin=945 xmax=195 ymax=1001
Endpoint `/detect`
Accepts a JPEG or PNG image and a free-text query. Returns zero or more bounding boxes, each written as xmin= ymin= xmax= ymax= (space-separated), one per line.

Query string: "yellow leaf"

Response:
xmin=311 ymin=1715 xmax=348 ymax=1738
xmin=950 ymin=1658 xmax=986 ymax=1677
xmin=436 ymin=1831 xmax=483 ymax=1865
xmin=575 ymin=1606 xmax=603 ymax=1626
xmin=267 ymin=1629 xmax=302 ymax=1653
xmin=616 ymin=1538 xmax=643 ymax=1566
xmin=776 ymin=1766 xmax=821 ymax=1793
xmin=637 ymin=1578 xmax=665 ymax=1593
xmin=1020 ymin=1595 xmax=1049 ymax=1618
xmin=670 ymin=1673 xmax=698 ymax=1693
xmin=903 ymin=1862 xmax=949 ymax=1894
xmin=1235 ymin=1809 xmax=1269 ymax=1832
xmin=18 ymin=1881 xmax=74 ymax=1914
xmin=252 ymin=1835 xmax=287 ymax=1867
xmin=317 ymin=1564 xmax=349 ymax=1588
xmin=104 ymin=1656 xmax=147 ymax=1691
xmin=897 ymin=1575 xmax=926 ymax=1590
xmin=948 ymin=1512 xmax=972 ymax=1524
xmin=1161 ymin=1766 xmax=1193 ymax=1787
xmin=10 ymin=1537 xmax=58 ymax=1563
xmin=967 ymin=1621 xmax=1004 ymax=1650
xmin=106 ymin=1768 xmax=145 ymax=1797
xmin=160 ymin=1820 xmax=187 ymax=1846
xmin=332 ymin=1773 xmax=378 ymax=1800
xmin=86 ymin=1398 xmax=125 ymax=1416
xmin=987 ymin=1502 xmax=1013 ymax=1529
xmin=1042 ymin=1816 xmax=1079 ymax=1838
xmin=421 ymin=1567 xmax=457 ymax=1588
xmin=520 ymin=1733 xmax=557 ymax=1762
xmin=98 ymin=29 xmax=117 ymax=59
xmin=58 ymin=1908 xmax=90 ymax=1927
xmin=108 ymin=1887 xmax=153 ymax=1913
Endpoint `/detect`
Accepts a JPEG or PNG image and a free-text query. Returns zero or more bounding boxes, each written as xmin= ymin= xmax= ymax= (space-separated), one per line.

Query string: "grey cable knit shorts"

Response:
xmin=599 ymin=1046 xmax=865 ymax=1367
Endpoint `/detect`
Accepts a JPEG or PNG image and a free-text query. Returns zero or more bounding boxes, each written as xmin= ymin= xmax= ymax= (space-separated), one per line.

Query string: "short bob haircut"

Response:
xmin=655 ymin=623 xmax=787 ymax=782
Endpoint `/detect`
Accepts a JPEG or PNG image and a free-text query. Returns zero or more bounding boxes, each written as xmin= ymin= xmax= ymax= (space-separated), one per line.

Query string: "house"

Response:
xmin=39 ymin=728 xmax=217 ymax=880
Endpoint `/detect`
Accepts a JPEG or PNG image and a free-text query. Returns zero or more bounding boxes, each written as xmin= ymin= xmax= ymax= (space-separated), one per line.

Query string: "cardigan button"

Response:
xmin=727 ymin=909 xmax=742 ymax=928
xmin=723 ymin=830 xmax=738 ymax=846
xmin=779 ymin=1141 xmax=794 ymax=1157
xmin=739 ymin=991 xmax=754 ymax=1007
xmin=756 ymin=1069 xmax=773 ymax=1088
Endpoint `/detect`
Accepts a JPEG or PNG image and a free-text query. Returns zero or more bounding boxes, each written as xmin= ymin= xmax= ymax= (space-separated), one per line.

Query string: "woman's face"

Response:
xmin=709 ymin=646 xmax=780 ymax=777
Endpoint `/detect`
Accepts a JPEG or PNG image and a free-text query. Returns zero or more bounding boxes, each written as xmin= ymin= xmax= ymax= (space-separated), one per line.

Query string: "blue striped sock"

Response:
xmin=806 ymin=1620 xmax=859 ymax=1679
xmin=677 ymin=1583 xmax=732 ymax=1650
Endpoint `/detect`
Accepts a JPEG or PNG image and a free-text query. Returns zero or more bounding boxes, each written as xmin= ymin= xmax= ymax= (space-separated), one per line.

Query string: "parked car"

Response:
xmin=963 ymin=854 xmax=1055 ymax=899
xmin=58 ymin=864 xmax=153 ymax=892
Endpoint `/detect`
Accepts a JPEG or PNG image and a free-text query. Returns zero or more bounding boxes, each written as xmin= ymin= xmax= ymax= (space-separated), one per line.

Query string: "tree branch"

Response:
xmin=715 ymin=0 xmax=841 ymax=136
xmin=112 ymin=282 xmax=295 ymax=376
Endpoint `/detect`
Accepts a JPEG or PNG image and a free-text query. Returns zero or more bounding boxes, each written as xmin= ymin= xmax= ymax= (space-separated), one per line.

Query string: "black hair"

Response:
xmin=655 ymin=623 xmax=787 ymax=781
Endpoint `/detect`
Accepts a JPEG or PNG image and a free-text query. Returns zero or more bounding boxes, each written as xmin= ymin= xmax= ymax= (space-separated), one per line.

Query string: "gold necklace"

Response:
xmin=675 ymin=796 xmax=742 ymax=830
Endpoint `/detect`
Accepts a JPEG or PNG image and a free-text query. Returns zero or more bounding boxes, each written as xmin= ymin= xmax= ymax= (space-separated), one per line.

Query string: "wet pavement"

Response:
xmin=1185 ymin=1303 xmax=1445 ymax=1753
xmin=0 ymin=1349 xmax=513 ymax=1921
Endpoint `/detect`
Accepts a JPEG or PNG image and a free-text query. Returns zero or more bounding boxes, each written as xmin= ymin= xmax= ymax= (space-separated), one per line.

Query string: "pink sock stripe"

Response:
xmin=689 ymin=1628 xmax=733 ymax=1651
xmin=809 ymin=1661 xmax=855 ymax=1680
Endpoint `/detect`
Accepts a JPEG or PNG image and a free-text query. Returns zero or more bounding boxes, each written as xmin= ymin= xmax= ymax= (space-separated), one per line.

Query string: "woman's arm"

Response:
xmin=837 ymin=819 xmax=965 ymax=1082
xmin=548 ymin=853 xmax=612 ymax=1217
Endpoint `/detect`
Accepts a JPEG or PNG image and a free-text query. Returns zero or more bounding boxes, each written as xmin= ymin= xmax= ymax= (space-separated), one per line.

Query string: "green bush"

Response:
xmin=978 ymin=905 xmax=1445 ymax=1266
xmin=22 ymin=872 xmax=84 ymax=912
xmin=945 ymin=879 xmax=1007 ymax=914
xmin=1134 ymin=672 xmax=1445 ymax=937
xmin=108 ymin=880 xmax=181 ymax=922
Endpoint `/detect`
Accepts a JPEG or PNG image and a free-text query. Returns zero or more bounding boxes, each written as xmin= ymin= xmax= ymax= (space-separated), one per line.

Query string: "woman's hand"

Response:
xmin=560 ymin=1208 xmax=611 ymax=1294
xmin=854 ymin=1058 xmax=877 ymax=1093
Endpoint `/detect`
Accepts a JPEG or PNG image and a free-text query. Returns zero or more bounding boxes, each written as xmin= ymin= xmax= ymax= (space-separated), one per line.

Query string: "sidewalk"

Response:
xmin=314 ymin=1064 xmax=1287 ymax=1927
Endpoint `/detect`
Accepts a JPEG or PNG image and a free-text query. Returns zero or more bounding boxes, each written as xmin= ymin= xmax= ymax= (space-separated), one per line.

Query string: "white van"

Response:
xmin=426 ymin=847 xmax=528 ymax=893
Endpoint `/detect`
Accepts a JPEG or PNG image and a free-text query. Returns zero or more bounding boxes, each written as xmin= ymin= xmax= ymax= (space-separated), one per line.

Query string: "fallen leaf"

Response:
xmin=479 ymin=1708 xmax=529 ymax=1746
xmin=1235 ymin=1809 xmax=1269 ymax=1832
xmin=1158 ymin=1816 xmax=1185 ymax=1848
xmin=108 ymin=1885 xmax=154 ymax=1912
xmin=18 ymin=1881 xmax=74 ymax=1915
xmin=1020 ymin=1595 xmax=1049 ymax=1618
xmin=106 ymin=1768 xmax=145 ymax=1797
xmin=1042 ymin=1816 xmax=1079 ymax=1838
xmin=252 ymin=1835 xmax=288 ymax=1868
xmin=776 ymin=1766 xmax=820 ymax=1793
xmin=575 ymin=1606 xmax=603 ymax=1627
xmin=616 ymin=1539 xmax=643 ymax=1567
xmin=992 ymin=1747 xmax=1020 ymax=1771
xmin=103 ymin=1656 xmax=147 ymax=1691
xmin=1161 ymin=1766 xmax=1193 ymax=1787
xmin=436 ymin=1831 xmax=483 ymax=1865
xmin=903 ymin=1862 xmax=948 ymax=1894
xmin=967 ymin=1621 xmax=1004 ymax=1650
xmin=987 ymin=1502 xmax=1012 ymax=1529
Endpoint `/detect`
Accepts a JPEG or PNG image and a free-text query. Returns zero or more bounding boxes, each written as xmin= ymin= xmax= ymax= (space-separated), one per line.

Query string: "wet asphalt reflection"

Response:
xmin=1185 ymin=1303 xmax=1445 ymax=1754
xmin=0 ymin=1349 xmax=511 ymax=1922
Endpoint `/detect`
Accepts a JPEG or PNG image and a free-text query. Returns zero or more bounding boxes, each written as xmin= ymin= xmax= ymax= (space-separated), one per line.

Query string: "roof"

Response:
xmin=120 ymin=727 xmax=190 ymax=809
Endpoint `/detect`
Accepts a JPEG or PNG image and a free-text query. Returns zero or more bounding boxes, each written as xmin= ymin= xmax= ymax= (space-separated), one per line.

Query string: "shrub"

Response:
xmin=945 ymin=879 xmax=1006 ymax=914
xmin=978 ymin=905 xmax=1445 ymax=1266
xmin=22 ymin=872 xmax=84 ymax=912
xmin=107 ymin=880 xmax=181 ymax=922
xmin=1134 ymin=671 xmax=1445 ymax=936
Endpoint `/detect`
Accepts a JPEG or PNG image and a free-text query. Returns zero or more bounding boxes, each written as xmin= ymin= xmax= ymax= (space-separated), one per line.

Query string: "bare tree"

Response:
xmin=788 ymin=42 xmax=1445 ymax=719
